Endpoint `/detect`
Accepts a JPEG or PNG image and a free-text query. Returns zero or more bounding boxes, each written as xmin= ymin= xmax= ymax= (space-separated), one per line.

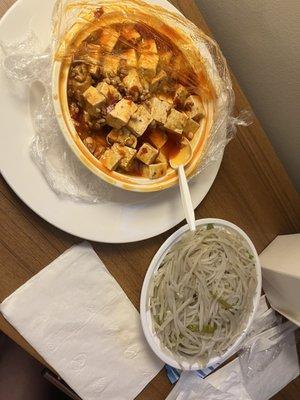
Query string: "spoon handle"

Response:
xmin=178 ymin=165 xmax=196 ymax=232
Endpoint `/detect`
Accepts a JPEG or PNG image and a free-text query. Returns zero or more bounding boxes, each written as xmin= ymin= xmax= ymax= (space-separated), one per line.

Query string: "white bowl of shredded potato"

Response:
xmin=140 ymin=218 xmax=261 ymax=370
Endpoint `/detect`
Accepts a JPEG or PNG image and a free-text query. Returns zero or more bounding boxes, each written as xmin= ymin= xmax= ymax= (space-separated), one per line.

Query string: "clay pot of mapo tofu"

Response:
xmin=52 ymin=2 xmax=216 ymax=192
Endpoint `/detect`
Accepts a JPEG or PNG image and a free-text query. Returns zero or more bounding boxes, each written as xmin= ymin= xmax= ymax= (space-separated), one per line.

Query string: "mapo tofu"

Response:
xmin=67 ymin=21 xmax=206 ymax=178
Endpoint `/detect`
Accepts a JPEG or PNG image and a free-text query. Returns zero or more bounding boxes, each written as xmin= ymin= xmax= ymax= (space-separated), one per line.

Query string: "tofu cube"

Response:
xmin=173 ymin=84 xmax=189 ymax=106
xmin=184 ymin=95 xmax=205 ymax=121
xmin=102 ymin=55 xmax=120 ymax=76
xmin=107 ymin=129 xmax=138 ymax=148
xmin=149 ymin=97 xmax=172 ymax=124
xmin=82 ymin=86 xmax=106 ymax=115
xmin=83 ymin=44 xmax=101 ymax=62
xmin=157 ymin=93 xmax=174 ymax=106
xmin=164 ymin=109 xmax=188 ymax=134
xmin=96 ymin=82 xmax=121 ymax=102
xmin=184 ymin=118 xmax=200 ymax=135
xmin=85 ymin=43 xmax=101 ymax=58
xmin=156 ymin=151 xmax=168 ymax=164
xmin=96 ymin=81 xmax=111 ymax=97
xmin=85 ymin=44 xmax=102 ymax=77
xmin=121 ymin=25 xmax=141 ymax=43
xmin=101 ymin=148 xmax=122 ymax=171
xmin=148 ymin=129 xmax=168 ymax=149
xmin=136 ymin=143 xmax=158 ymax=165
xmin=99 ymin=27 xmax=120 ymax=52
xmin=151 ymin=70 xmax=167 ymax=91
xmin=142 ymin=163 xmax=168 ymax=179
xmin=120 ymin=49 xmax=138 ymax=69
xmin=123 ymin=69 xmax=143 ymax=92
xmin=112 ymin=143 xmax=137 ymax=170
xmin=138 ymin=39 xmax=158 ymax=54
xmin=106 ymin=99 xmax=138 ymax=129
xmin=127 ymin=105 xmax=152 ymax=137
xmin=138 ymin=53 xmax=159 ymax=79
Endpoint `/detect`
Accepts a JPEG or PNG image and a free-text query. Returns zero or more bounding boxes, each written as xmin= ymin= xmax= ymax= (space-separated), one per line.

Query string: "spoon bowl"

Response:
xmin=169 ymin=137 xmax=193 ymax=169
xmin=169 ymin=137 xmax=196 ymax=231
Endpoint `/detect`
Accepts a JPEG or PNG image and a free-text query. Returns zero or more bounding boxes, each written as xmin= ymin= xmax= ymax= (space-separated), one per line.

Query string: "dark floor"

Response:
xmin=0 ymin=333 xmax=69 ymax=400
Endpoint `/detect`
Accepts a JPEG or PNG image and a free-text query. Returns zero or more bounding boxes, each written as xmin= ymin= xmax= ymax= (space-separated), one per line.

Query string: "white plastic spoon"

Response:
xmin=169 ymin=137 xmax=196 ymax=231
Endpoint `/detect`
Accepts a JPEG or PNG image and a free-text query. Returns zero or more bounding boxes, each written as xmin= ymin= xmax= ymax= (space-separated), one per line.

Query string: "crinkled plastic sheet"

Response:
xmin=1 ymin=33 xmax=122 ymax=203
xmin=1 ymin=0 xmax=250 ymax=203
xmin=239 ymin=320 xmax=298 ymax=399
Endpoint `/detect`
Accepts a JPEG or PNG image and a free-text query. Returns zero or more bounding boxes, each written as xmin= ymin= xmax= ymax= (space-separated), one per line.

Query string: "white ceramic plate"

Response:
xmin=0 ymin=0 xmax=223 ymax=243
xmin=140 ymin=219 xmax=262 ymax=370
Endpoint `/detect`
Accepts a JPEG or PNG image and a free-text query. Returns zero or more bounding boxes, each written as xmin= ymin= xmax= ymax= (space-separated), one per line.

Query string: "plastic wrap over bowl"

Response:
xmin=52 ymin=0 xmax=234 ymax=192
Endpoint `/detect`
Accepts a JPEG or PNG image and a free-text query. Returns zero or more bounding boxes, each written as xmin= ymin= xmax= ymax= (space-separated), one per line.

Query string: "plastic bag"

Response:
xmin=1 ymin=33 xmax=120 ymax=203
xmin=166 ymin=372 xmax=239 ymax=400
xmin=239 ymin=320 xmax=298 ymax=380
xmin=239 ymin=321 xmax=299 ymax=400
xmin=53 ymin=0 xmax=245 ymax=173
xmin=1 ymin=0 xmax=250 ymax=203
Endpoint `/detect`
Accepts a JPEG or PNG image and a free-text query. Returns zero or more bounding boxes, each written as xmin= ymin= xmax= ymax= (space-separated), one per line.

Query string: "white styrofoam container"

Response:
xmin=260 ymin=234 xmax=300 ymax=327
xmin=140 ymin=218 xmax=262 ymax=370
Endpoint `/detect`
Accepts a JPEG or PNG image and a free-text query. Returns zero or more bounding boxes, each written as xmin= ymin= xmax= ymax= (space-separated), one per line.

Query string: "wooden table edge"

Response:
xmin=0 ymin=1 xmax=299 ymax=399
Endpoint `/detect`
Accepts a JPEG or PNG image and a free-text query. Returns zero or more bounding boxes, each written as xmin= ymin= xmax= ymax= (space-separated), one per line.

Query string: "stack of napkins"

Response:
xmin=0 ymin=242 xmax=163 ymax=400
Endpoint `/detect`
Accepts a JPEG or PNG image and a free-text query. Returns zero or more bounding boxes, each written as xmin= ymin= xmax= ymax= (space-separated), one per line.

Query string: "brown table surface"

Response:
xmin=1 ymin=0 xmax=300 ymax=399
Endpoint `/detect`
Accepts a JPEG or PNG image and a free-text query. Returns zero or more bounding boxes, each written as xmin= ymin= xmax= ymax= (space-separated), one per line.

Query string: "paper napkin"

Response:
xmin=0 ymin=242 xmax=163 ymax=400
